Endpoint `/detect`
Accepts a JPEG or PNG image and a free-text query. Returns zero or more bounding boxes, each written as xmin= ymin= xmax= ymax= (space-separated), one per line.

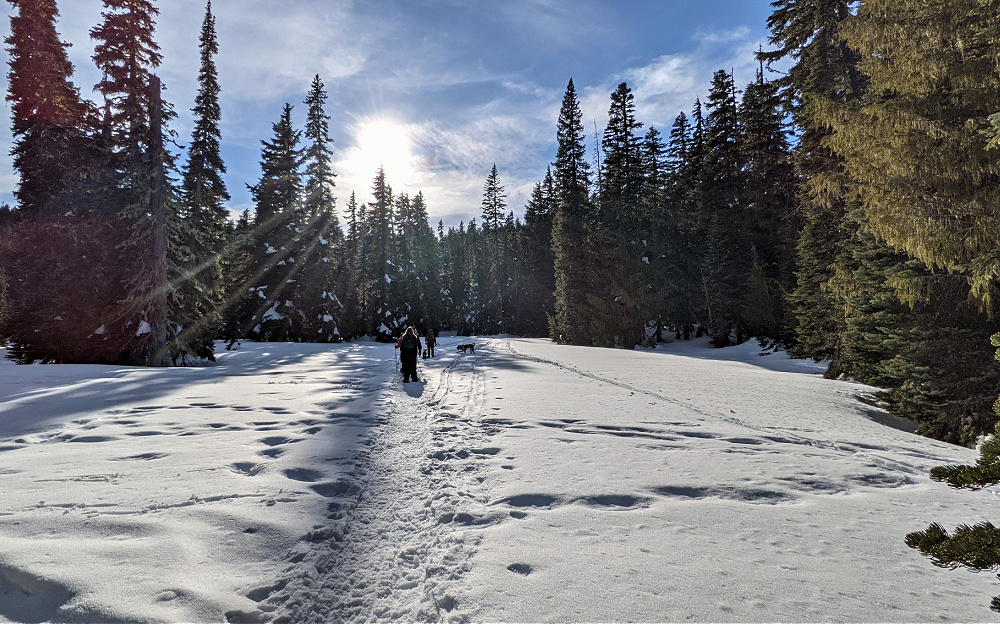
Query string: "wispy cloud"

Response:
xmin=579 ymin=26 xmax=771 ymax=134
xmin=0 ymin=1 xmax=777 ymax=228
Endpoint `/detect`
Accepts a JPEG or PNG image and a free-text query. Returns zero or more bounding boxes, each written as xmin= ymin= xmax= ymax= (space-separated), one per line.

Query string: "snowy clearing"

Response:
xmin=0 ymin=337 xmax=997 ymax=622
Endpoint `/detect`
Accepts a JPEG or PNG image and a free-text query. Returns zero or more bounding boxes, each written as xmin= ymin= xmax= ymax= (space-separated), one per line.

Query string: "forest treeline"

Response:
xmin=2 ymin=0 xmax=1000 ymax=447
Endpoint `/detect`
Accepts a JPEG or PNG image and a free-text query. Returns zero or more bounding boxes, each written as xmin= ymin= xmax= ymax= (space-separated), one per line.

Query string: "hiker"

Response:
xmin=395 ymin=326 xmax=421 ymax=383
xmin=425 ymin=330 xmax=436 ymax=358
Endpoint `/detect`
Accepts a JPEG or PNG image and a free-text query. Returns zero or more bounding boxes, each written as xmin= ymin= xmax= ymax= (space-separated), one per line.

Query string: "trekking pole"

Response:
xmin=394 ymin=345 xmax=399 ymax=371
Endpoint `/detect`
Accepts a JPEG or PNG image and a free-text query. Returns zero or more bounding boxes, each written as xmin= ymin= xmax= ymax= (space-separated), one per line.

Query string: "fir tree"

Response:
xmin=761 ymin=0 xmax=863 ymax=370
xmin=738 ymin=74 xmax=797 ymax=343
xmin=91 ymin=0 xmax=169 ymax=166
xmin=295 ymin=74 xmax=344 ymax=341
xmin=828 ymin=0 xmax=1000 ymax=309
xmin=481 ymin=164 xmax=507 ymax=329
xmin=182 ymin=0 xmax=228 ymax=232
xmin=550 ymin=78 xmax=592 ymax=344
xmin=177 ymin=0 xmax=228 ymax=357
xmin=5 ymin=0 xmax=94 ymax=219
xmin=302 ymin=74 xmax=338 ymax=221
xmin=906 ymin=421 xmax=1000 ymax=612
xmin=600 ymin=82 xmax=644 ymax=242
xmin=699 ymin=69 xmax=747 ymax=345
xmin=364 ymin=167 xmax=396 ymax=340
xmin=517 ymin=168 xmax=556 ymax=336
xmin=242 ymin=103 xmax=304 ymax=341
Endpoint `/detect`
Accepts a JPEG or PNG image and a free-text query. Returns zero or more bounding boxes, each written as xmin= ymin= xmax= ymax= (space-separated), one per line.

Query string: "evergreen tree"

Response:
xmin=241 ymin=104 xmax=304 ymax=341
xmin=480 ymin=164 xmax=507 ymax=330
xmin=91 ymin=0 xmax=168 ymax=166
xmin=302 ymin=74 xmax=337 ymax=220
xmin=363 ymin=167 xmax=397 ymax=340
xmin=906 ymin=421 xmax=1000 ymax=612
xmin=177 ymin=0 xmax=228 ymax=357
xmin=738 ymin=74 xmax=797 ymax=343
xmin=828 ymin=0 xmax=1000 ymax=310
xmin=336 ymin=192 xmax=363 ymax=338
xmin=699 ymin=69 xmax=747 ymax=345
xmin=600 ymin=82 xmax=644 ymax=242
xmin=517 ymin=168 xmax=557 ymax=335
xmin=761 ymin=0 xmax=863 ymax=370
xmin=550 ymin=78 xmax=592 ymax=344
xmin=5 ymin=0 xmax=94 ymax=219
xmin=662 ymin=109 xmax=704 ymax=336
xmin=296 ymin=74 xmax=344 ymax=341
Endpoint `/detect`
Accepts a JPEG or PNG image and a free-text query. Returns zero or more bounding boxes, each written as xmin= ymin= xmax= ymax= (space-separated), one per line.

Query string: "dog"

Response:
xmin=457 ymin=343 xmax=475 ymax=354
xmin=422 ymin=348 xmax=429 ymax=359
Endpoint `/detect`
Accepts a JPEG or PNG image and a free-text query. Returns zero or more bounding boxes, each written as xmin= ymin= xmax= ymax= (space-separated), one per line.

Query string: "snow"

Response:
xmin=0 ymin=339 xmax=997 ymax=622
xmin=135 ymin=321 xmax=152 ymax=336
xmin=259 ymin=305 xmax=283 ymax=323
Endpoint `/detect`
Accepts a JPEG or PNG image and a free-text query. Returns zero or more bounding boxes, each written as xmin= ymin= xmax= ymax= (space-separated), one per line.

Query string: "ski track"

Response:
xmin=268 ymin=344 xmax=497 ymax=623
xmin=498 ymin=339 xmax=943 ymax=482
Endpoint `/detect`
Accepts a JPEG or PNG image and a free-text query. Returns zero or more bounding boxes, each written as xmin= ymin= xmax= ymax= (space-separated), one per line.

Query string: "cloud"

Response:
xmin=580 ymin=26 xmax=772 ymax=134
xmin=0 ymin=2 xmax=779 ymax=230
xmin=332 ymin=110 xmax=553 ymax=228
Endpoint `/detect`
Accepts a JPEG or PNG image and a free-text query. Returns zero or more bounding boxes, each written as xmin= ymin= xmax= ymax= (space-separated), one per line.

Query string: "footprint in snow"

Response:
xmin=231 ymin=462 xmax=266 ymax=476
xmin=502 ymin=494 xmax=560 ymax=508
xmin=507 ymin=563 xmax=533 ymax=576
xmin=283 ymin=468 xmax=324 ymax=483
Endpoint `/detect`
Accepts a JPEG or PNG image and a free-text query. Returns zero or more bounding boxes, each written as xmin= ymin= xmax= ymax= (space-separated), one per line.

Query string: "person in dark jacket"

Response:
xmin=425 ymin=330 xmax=436 ymax=358
xmin=395 ymin=326 xmax=421 ymax=382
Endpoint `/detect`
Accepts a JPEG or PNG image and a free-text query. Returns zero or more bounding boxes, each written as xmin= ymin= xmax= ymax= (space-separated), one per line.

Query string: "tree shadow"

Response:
xmin=0 ymin=342 xmax=371 ymax=439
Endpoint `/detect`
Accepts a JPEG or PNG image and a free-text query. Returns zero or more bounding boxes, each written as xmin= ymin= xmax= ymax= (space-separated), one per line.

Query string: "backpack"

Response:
xmin=402 ymin=334 xmax=418 ymax=350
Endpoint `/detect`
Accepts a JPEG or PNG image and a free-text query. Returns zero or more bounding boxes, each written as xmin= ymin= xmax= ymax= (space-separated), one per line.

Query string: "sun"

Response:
xmin=344 ymin=117 xmax=419 ymax=186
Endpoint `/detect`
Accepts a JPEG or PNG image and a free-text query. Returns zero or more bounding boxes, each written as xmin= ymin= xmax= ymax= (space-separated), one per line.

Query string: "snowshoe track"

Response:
xmin=267 ymin=346 xmax=496 ymax=623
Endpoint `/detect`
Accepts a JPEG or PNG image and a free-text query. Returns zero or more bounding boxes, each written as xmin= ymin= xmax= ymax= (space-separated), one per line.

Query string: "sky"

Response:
xmin=0 ymin=0 xmax=780 ymax=228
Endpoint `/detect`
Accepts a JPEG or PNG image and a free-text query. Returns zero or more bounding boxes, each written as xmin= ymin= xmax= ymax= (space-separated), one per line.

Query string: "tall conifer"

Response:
xmin=91 ymin=0 xmax=168 ymax=166
xmin=550 ymin=79 xmax=592 ymax=344
xmin=177 ymin=0 xmax=228 ymax=356
xmin=6 ymin=0 xmax=93 ymax=218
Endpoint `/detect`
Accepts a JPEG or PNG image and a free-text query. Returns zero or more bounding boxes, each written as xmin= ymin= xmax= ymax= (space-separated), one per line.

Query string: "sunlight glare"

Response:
xmin=345 ymin=118 xmax=420 ymax=186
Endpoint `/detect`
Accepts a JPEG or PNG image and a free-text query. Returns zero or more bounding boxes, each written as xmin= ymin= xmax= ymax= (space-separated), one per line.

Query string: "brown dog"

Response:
xmin=457 ymin=343 xmax=475 ymax=354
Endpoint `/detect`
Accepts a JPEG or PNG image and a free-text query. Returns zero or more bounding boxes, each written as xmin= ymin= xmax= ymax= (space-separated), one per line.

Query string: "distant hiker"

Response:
xmin=425 ymin=330 xmax=436 ymax=358
xmin=395 ymin=326 xmax=421 ymax=383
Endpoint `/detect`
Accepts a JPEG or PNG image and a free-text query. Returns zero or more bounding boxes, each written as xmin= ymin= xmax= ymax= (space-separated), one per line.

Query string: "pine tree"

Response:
xmin=738 ymin=74 xmax=797 ymax=343
xmin=517 ymin=168 xmax=556 ymax=335
xmin=5 ymin=0 xmax=94 ymax=219
xmin=906 ymin=421 xmax=1000 ymax=612
xmin=242 ymin=104 xmax=304 ymax=341
xmin=338 ymin=191 xmax=363 ymax=338
xmin=364 ymin=167 xmax=396 ymax=340
xmin=294 ymin=74 xmax=344 ymax=341
xmin=699 ymin=69 xmax=747 ymax=345
xmin=761 ymin=0 xmax=863 ymax=370
xmin=177 ymin=0 xmax=228 ymax=358
xmin=827 ymin=0 xmax=1000 ymax=310
xmin=600 ymin=82 xmax=644 ymax=242
xmin=480 ymin=164 xmax=507 ymax=330
xmin=91 ymin=0 xmax=169 ymax=166
xmin=302 ymin=75 xmax=337 ymax=220
xmin=550 ymin=78 xmax=593 ymax=344
xmin=661 ymin=110 xmax=704 ymax=336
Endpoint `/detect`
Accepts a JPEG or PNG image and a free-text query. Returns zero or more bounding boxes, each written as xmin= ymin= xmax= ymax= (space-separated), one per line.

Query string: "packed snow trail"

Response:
xmin=267 ymin=348 xmax=498 ymax=622
xmin=2 ymin=337 xmax=1000 ymax=622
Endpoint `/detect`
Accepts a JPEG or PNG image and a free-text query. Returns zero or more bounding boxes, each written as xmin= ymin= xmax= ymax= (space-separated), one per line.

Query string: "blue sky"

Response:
xmin=1 ymin=0 xmax=779 ymax=227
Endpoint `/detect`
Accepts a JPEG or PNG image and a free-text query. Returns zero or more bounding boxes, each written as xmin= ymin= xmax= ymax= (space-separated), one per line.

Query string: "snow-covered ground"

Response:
xmin=0 ymin=337 xmax=997 ymax=622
